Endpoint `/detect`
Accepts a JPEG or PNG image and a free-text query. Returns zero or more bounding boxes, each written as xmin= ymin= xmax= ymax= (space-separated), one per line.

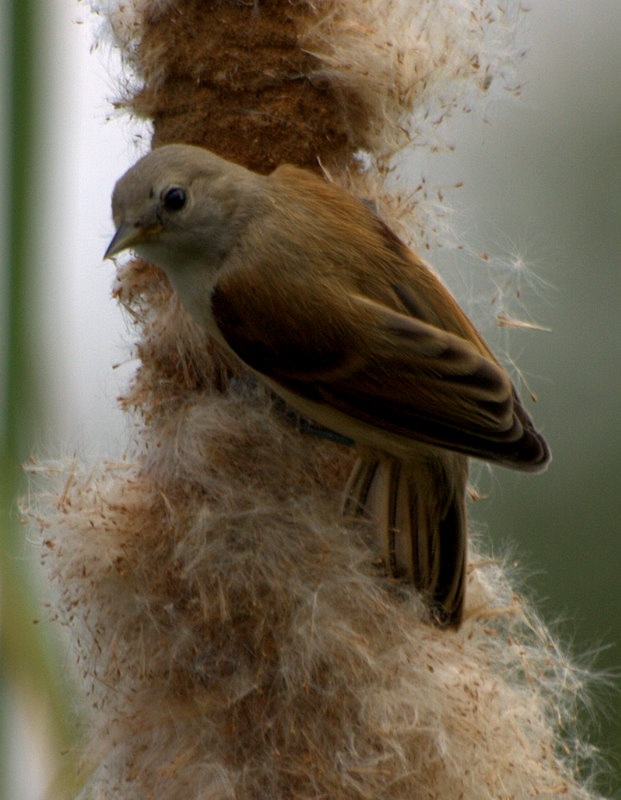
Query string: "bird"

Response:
xmin=105 ymin=143 xmax=550 ymax=628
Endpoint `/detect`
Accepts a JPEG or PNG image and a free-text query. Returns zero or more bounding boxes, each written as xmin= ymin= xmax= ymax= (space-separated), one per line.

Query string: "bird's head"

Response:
xmin=105 ymin=144 xmax=262 ymax=271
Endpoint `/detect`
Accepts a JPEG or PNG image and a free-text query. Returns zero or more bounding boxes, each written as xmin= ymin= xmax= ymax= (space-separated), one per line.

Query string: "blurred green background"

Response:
xmin=1 ymin=1 xmax=619 ymax=798
xmin=456 ymin=6 xmax=621 ymax=794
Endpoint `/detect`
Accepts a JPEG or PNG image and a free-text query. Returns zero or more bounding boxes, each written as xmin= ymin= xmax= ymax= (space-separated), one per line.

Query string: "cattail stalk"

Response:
xmin=26 ymin=1 xmax=606 ymax=798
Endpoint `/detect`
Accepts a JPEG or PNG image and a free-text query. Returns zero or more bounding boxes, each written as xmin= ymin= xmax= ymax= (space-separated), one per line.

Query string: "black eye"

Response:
xmin=162 ymin=186 xmax=186 ymax=211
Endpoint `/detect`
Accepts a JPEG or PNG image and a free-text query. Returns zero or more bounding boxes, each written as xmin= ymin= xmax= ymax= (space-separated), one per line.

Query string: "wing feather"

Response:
xmin=212 ymin=270 xmax=548 ymax=469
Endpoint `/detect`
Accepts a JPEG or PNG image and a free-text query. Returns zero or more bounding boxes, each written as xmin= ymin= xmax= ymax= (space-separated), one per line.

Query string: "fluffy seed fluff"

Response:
xmin=27 ymin=261 xmax=605 ymax=799
xmin=88 ymin=0 xmax=524 ymax=175
xmin=126 ymin=0 xmax=519 ymax=146
xmin=25 ymin=0 xmax=609 ymax=798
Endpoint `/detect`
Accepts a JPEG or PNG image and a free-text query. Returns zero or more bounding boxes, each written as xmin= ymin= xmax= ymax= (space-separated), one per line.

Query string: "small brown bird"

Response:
xmin=105 ymin=144 xmax=550 ymax=627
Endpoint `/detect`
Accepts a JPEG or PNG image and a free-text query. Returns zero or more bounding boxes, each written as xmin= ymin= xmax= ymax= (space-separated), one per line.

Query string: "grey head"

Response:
xmin=105 ymin=144 xmax=264 ymax=272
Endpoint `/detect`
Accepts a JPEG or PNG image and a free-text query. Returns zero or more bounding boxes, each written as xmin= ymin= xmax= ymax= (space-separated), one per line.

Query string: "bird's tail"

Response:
xmin=342 ymin=452 xmax=468 ymax=628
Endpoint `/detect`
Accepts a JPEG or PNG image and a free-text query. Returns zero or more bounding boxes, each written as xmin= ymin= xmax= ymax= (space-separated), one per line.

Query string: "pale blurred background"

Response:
xmin=1 ymin=1 xmax=620 ymax=797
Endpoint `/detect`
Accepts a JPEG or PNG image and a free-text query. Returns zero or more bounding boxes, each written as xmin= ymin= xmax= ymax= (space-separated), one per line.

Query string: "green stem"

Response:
xmin=1 ymin=3 xmax=76 ymax=798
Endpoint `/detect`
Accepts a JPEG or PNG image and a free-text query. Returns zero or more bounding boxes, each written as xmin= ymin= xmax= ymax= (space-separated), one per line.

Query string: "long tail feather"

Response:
xmin=343 ymin=452 xmax=468 ymax=628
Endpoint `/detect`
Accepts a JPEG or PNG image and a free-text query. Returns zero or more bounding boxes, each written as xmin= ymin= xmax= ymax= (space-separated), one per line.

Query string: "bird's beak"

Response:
xmin=104 ymin=221 xmax=162 ymax=260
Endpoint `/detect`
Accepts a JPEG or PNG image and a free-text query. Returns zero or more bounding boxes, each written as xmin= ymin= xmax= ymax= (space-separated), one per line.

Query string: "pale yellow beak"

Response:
xmin=104 ymin=221 xmax=163 ymax=260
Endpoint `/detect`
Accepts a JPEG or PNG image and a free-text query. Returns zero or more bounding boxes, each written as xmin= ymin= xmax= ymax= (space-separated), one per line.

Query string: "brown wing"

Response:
xmin=211 ymin=267 xmax=549 ymax=470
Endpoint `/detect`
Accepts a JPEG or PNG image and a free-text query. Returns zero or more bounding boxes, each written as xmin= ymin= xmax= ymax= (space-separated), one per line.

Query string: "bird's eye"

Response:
xmin=162 ymin=186 xmax=186 ymax=212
